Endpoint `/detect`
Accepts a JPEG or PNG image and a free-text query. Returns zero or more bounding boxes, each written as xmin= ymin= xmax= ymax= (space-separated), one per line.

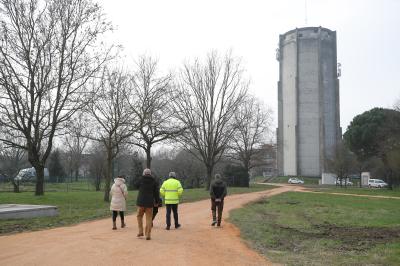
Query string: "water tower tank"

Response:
xmin=277 ymin=27 xmax=341 ymax=177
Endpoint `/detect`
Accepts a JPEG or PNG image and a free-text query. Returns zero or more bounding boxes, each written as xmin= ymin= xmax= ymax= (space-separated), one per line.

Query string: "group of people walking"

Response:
xmin=109 ymin=169 xmax=227 ymax=240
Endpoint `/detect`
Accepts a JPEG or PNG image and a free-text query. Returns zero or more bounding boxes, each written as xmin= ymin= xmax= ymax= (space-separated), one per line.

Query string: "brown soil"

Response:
xmin=323 ymin=225 xmax=400 ymax=251
xmin=271 ymin=223 xmax=400 ymax=252
xmin=0 ymin=186 xmax=295 ymax=266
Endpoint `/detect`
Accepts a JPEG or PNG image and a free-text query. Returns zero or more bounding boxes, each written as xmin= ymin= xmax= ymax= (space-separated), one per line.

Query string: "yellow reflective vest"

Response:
xmin=160 ymin=178 xmax=183 ymax=204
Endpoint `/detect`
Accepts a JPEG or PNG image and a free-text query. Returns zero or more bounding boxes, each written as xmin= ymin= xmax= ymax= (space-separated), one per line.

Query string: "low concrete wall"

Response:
xmin=0 ymin=204 xmax=58 ymax=219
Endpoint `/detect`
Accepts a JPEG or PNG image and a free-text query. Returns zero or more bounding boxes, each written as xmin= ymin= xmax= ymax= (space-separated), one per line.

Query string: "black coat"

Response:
xmin=136 ymin=175 xmax=160 ymax=208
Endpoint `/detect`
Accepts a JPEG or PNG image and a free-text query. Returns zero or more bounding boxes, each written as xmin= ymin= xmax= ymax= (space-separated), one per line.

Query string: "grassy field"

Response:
xmin=312 ymin=186 xmax=400 ymax=197
xmin=0 ymin=183 xmax=274 ymax=235
xmin=230 ymin=191 xmax=400 ymax=266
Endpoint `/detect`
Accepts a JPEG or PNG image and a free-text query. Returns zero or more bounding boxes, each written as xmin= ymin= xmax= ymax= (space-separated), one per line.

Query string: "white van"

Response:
xmin=14 ymin=167 xmax=50 ymax=182
xmin=368 ymin=179 xmax=388 ymax=188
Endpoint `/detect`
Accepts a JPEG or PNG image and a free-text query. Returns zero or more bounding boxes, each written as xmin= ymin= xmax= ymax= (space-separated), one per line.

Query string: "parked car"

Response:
xmin=335 ymin=179 xmax=353 ymax=186
xmin=14 ymin=167 xmax=49 ymax=182
xmin=368 ymin=179 xmax=388 ymax=188
xmin=288 ymin=177 xmax=304 ymax=184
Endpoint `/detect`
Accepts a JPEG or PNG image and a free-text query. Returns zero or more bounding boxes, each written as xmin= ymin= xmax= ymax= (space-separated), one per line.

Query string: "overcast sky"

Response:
xmin=102 ymin=0 xmax=400 ymax=133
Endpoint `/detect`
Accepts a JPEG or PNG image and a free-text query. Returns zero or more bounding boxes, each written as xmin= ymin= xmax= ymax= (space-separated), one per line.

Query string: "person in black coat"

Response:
xmin=210 ymin=174 xmax=227 ymax=227
xmin=136 ymin=168 xmax=160 ymax=240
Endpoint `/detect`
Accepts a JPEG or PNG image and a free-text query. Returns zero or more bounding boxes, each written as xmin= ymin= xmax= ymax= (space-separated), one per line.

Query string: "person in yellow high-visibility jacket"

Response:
xmin=160 ymin=172 xmax=183 ymax=230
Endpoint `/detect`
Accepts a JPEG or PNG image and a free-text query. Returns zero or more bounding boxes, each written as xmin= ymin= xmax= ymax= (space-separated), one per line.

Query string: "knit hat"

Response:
xmin=143 ymin=168 xmax=152 ymax=176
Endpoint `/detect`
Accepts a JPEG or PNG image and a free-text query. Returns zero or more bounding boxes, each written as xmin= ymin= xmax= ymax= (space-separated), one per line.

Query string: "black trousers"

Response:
xmin=112 ymin=211 xmax=124 ymax=222
xmin=166 ymin=204 xmax=179 ymax=227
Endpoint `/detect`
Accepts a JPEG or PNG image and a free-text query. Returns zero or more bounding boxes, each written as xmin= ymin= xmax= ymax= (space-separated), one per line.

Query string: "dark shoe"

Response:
xmin=137 ymin=233 xmax=144 ymax=237
xmin=112 ymin=221 xmax=117 ymax=230
xmin=211 ymin=221 xmax=217 ymax=226
xmin=217 ymin=223 xmax=221 ymax=227
xmin=166 ymin=226 xmax=170 ymax=230
xmin=146 ymin=237 xmax=151 ymax=240
xmin=121 ymin=221 xmax=126 ymax=228
xmin=175 ymin=224 xmax=181 ymax=229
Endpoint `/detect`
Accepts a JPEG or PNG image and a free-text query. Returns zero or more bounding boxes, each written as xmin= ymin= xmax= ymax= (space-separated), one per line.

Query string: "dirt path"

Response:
xmin=0 ymin=186 xmax=297 ymax=266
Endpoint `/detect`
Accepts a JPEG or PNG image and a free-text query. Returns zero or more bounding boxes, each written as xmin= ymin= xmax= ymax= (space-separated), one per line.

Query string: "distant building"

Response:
xmin=277 ymin=27 xmax=341 ymax=177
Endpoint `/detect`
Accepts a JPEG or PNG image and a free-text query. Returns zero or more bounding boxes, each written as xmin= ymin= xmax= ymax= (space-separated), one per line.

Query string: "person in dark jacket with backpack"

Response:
xmin=210 ymin=174 xmax=227 ymax=227
xmin=136 ymin=168 xmax=160 ymax=240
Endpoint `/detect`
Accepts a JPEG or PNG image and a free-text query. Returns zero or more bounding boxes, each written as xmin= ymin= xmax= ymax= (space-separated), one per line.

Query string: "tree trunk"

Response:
xmin=75 ymin=169 xmax=79 ymax=182
xmin=387 ymin=169 xmax=393 ymax=190
xmin=12 ymin=180 xmax=20 ymax=193
xmin=103 ymin=153 xmax=112 ymax=202
xmin=382 ymin=155 xmax=393 ymax=190
xmin=34 ymin=164 xmax=45 ymax=196
xmin=145 ymin=147 xmax=151 ymax=169
xmin=95 ymin=175 xmax=101 ymax=191
xmin=205 ymin=166 xmax=213 ymax=191
xmin=244 ymin=163 xmax=250 ymax=188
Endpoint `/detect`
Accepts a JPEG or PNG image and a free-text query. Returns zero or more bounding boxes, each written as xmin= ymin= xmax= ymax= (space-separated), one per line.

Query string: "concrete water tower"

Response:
xmin=276 ymin=27 xmax=341 ymax=177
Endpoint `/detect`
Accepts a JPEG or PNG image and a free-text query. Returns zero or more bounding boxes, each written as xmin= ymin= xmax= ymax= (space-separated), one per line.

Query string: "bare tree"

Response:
xmin=389 ymin=100 xmax=400 ymax=187
xmin=173 ymin=51 xmax=248 ymax=189
xmin=394 ymin=98 xmax=400 ymax=111
xmin=0 ymin=0 xmax=113 ymax=195
xmin=63 ymin=112 xmax=90 ymax=181
xmin=173 ymin=149 xmax=205 ymax=188
xmin=129 ymin=56 xmax=181 ymax=168
xmin=230 ymin=95 xmax=273 ymax=177
xmin=326 ymin=141 xmax=356 ymax=187
xmin=87 ymin=142 xmax=106 ymax=191
xmin=87 ymin=67 xmax=135 ymax=201
xmin=151 ymin=148 xmax=176 ymax=178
